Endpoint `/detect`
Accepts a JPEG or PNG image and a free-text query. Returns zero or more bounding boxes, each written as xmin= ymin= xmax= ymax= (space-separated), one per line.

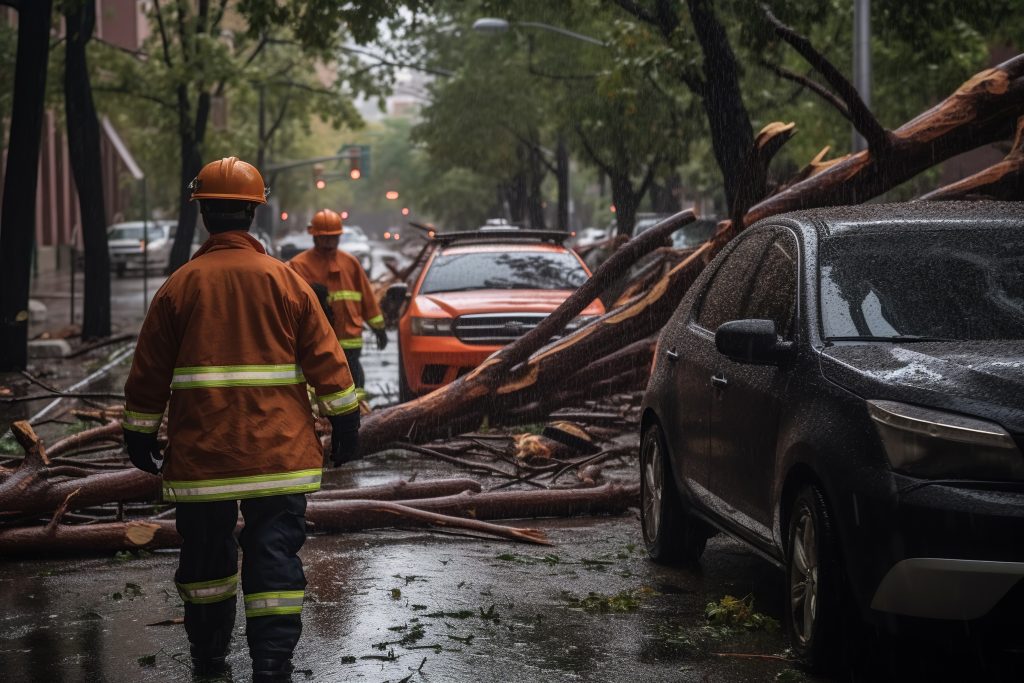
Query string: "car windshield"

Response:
xmin=820 ymin=227 xmax=1024 ymax=341
xmin=672 ymin=220 xmax=717 ymax=249
xmin=344 ymin=226 xmax=367 ymax=240
xmin=420 ymin=250 xmax=589 ymax=294
xmin=108 ymin=224 xmax=168 ymax=241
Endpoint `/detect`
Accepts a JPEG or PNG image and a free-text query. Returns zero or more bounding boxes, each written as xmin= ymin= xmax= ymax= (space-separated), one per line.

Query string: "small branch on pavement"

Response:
xmin=65 ymin=334 xmax=135 ymax=358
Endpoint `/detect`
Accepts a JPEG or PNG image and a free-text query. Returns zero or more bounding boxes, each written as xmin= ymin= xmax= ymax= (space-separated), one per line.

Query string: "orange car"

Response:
xmin=392 ymin=228 xmax=605 ymax=400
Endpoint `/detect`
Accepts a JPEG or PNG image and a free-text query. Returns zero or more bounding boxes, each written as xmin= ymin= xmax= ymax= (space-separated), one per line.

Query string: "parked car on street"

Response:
xmin=639 ymin=202 xmax=1024 ymax=671
xmin=277 ymin=224 xmax=373 ymax=274
xmin=387 ymin=226 xmax=605 ymax=401
xmin=107 ymin=220 xmax=175 ymax=276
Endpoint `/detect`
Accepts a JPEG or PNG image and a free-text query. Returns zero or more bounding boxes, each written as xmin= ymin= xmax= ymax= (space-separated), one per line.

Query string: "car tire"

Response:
xmin=397 ymin=337 xmax=416 ymax=403
xmin=640 ymin=422 xmax=710 ymax=564
xmin=785 ymin=484 xmax=844 ymax=672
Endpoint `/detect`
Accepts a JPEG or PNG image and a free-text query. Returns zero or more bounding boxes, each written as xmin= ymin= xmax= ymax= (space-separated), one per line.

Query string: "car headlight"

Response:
xmin=868 ymin=400 xmax=1024 ymax=480
xmin=410 ymin=317 xmax=453 ymax=336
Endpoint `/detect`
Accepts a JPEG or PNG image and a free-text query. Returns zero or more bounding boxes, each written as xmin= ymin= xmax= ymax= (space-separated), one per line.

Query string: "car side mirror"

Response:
xmin=382 ymin=282 xmax=410 ymax=320
xmin=715 ymin=319 xmax=794 ymax=365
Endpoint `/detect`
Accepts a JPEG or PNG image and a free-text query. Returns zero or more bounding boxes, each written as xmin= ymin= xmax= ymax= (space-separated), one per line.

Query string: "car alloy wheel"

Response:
xmin=785 ymin=484 xmax=844 ymax=672
xmin=641 ymin=431 xmax=664 ymax=544
xmin=640 ymin=422 xmax=709 ymax=564
xmin=790 ymin=504 xmax=818 ymax=645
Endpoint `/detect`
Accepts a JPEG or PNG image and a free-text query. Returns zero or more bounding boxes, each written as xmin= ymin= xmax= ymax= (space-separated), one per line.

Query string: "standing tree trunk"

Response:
xmin=65 ymin=0 xmax=111 ymax=339
xmin=610 ymin=173 xmax=640 ymax=236
xmin=556 ymin=133 xmax=570 ymax=231
xmin=686 ymin=0 xmax=761 ymax=218
xmin=0 ymin=0 xmax=53 ymax=370
xmin=526 ymin=141 xmax=547 ymax=230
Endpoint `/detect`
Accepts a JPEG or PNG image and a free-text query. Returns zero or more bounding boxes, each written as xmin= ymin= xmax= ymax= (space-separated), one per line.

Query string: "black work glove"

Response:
xmin=328 ymin=411 xmax=361 ymax=466
xmin=123 ymin=429 xmax=163 ymax=475
xmin=374 ymin=328 xmax=388 ymax=351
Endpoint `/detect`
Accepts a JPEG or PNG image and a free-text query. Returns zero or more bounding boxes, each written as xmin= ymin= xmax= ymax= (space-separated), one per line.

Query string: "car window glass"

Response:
xmin=696 ymin=232 xmax=772 ymax=331
xmin=420 ymin=250 xmax=589 ymax=294
xmin=820 ymin=228 xmax=1024 ymax=340
xmin=743 ymin=233 xmax=798 ymax=338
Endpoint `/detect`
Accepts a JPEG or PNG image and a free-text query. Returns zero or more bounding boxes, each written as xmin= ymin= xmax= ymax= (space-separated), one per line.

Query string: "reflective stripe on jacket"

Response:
xmin=288 ymin=247 xmax=384 ymax=349
xmin=122 ymin=231 xmax=356 ymax=501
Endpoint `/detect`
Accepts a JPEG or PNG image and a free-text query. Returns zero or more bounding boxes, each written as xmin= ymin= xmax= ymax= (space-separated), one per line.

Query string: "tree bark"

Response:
xmin=918 ymin=115 xmax=1024 ymax=201
xmin=0 ymin=422 xmax=159 ymax=517
xmin=0 ymin=0 xmax=54 ymax=370
xmin=312 ymin=477 xmax=482 ymax=501
xmin=744 ymin=55 xmax=1024 ymax=225
xmin=610 ymin=173 xmax=640 ymax=237
xmin=556 ymin=133 xmax=570 ymax=231
xmin=306 ymin=483 xmax=638 ymax=532
xmin=65 ymin=0 xmax=111 ymax=339
xmin=0 ymin=519 xmax=181 ymax=557
xmin=686 ymin=0 xmax=760 ymax=216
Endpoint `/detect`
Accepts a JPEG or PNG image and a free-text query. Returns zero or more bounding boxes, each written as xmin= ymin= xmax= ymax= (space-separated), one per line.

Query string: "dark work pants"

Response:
xmin=175 ymin=493 xmax=308 ymax=661
xmin=344 ymin=347 xmax=364 ymax=389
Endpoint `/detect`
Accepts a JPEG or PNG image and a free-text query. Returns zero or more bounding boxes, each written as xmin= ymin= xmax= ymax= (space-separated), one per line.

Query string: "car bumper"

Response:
xmin=402 ymin=334 xmax=497 ymax=394
xmin=852 ymin=476 xmax=1024 ymax=621
xmin=110 ymin=252 xmax=166 ymax=268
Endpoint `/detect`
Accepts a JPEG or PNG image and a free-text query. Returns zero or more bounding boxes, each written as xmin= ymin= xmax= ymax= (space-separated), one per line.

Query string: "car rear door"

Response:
xmin=709 ymin=230 xmax=799 ymax=536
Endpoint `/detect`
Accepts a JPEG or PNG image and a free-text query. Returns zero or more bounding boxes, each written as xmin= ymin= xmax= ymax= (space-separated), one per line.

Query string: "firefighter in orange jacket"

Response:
xmin=288 ymin=209 xmax=386 ymax=397
xmin=121 ymin=158 xmax=360 ymax=681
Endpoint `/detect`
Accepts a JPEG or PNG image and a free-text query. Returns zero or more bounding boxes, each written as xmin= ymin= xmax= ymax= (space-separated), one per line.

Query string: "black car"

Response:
xmin=639 ymin=201 xmax=1024 ymax=670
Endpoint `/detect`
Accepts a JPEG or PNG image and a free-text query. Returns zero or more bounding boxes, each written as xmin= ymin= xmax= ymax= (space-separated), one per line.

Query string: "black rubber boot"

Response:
xmin=252 ymin=657 xmax=294 ymax=681
xmin=190 ymin=646 xmax=229 ymax=678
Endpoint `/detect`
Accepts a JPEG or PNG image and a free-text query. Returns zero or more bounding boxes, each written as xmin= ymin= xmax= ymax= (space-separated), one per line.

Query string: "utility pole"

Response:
xmin=852 ymin=0 xmax=871 ymax=153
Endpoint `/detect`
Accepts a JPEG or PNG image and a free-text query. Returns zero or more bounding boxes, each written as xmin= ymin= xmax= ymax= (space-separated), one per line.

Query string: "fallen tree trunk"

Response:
xmin=0 ymin=421 xmax=159 ymax=516
xmin=743 ymin=55 xmax=1024 ymax=227
xmin=357 ymin=216 xmax=703 ymax=455
xmin=310 ymin=500 xmax=552 ymax=545
xmin=306 ymin=482 xmax=638 ymax=531
xmin=311 ymin=477 xmax=482 ymax=501
xmin=46 ymin=420 xmax=122 ymax=458
xmin=919 ymin=115 xmax=1024 ymax=200
xmin=0 ymin=519 xmax=180 ymax=557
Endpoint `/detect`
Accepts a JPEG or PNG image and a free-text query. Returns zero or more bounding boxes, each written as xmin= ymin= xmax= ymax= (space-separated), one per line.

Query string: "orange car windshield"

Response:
xmin=421 ymin=249 xmax=588 ymax=294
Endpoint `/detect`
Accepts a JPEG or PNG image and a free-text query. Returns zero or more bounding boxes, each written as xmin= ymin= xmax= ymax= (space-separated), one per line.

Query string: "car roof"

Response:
xmin=761 ymin=201 xmax=1024 ymax=238
xmin=440 ymin=243 xmax=570 ymax=255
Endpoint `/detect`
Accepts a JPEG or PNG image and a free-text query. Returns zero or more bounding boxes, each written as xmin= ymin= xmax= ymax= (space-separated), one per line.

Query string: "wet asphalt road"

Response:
xmin=0 ymin=514 xmax=802 ymax=682
xmin=5 ymin=262 xmax=1022 ymax=682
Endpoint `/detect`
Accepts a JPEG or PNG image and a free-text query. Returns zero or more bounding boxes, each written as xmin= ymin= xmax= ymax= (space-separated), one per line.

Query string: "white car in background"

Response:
xmin=277 ymin=224 xmax=373 ymax=275
xmin=107 ymin=220 xmax=176 ymax=276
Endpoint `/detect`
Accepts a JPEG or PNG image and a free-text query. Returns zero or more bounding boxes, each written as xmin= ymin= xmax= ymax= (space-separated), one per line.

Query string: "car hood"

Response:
xmin=413 ymin=289 xmax=605 ymax=318
xmin=820 ymin=341 xmax=1024 ymax=433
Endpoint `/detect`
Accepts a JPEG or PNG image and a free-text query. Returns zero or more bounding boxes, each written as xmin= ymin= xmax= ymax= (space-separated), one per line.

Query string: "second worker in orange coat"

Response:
xmin=288 ymin=209 xmax=386 ymax=397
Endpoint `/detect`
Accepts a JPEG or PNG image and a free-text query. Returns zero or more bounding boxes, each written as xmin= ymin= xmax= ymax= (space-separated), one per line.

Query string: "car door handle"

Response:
xmin=665 ymin=349 xmax=679 ymax=361
xmin=711 ymin=374 xmax=728 ymax=389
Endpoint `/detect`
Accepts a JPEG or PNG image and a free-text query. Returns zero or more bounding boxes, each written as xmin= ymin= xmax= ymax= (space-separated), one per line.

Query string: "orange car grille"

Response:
xmin=452 ymin=313 xmax=548 ymax=345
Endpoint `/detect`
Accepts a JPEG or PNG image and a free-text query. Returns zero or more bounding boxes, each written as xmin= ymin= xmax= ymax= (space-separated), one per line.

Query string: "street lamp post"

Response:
xmin=472 ymin=18 xmax=605 ymax=233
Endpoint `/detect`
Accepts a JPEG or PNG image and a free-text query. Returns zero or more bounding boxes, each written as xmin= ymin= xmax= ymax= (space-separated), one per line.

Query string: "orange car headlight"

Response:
xmin=410 ymin=316 xmax=453 ymax=336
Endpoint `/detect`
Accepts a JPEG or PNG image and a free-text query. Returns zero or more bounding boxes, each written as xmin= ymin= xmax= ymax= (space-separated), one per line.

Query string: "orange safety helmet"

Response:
xmin=188 ymin=157 xmax=268 ymax=204
xmin=307 ymin=209 xmax=343 ymax=236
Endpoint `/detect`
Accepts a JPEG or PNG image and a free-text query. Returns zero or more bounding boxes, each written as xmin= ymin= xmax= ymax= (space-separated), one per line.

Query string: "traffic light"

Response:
xmin=313 ymin=163 xmax=326 ymax=190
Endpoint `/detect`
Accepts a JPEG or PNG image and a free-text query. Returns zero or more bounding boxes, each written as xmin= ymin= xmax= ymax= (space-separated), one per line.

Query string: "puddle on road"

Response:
xmin=0 ymin=517 xmax=803 ymax=682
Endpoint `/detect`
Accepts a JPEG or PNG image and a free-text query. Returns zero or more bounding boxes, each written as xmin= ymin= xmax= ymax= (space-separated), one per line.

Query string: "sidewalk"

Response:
xmin=29 ymin=269 xmax=166 ymax=339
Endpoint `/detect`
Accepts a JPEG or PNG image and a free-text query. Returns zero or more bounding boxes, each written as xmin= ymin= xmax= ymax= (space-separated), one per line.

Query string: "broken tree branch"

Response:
xmin=762 ymin=4 xmax=891 ymax=153
xmin=919 ymin=116 xmax=1024 ymax=201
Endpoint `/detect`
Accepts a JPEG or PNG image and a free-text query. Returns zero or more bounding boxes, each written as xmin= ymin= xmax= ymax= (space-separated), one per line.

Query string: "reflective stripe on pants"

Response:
xmin=176 ymin=573 xmax=238 ymax=604
xmin=245 ymin=590 xmax=304 ymax=617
